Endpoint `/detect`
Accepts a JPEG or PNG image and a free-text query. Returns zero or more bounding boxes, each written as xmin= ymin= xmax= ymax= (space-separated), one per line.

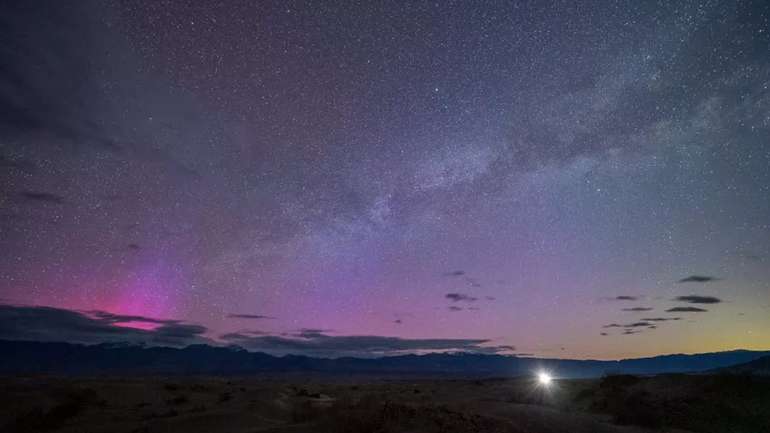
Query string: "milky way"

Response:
xmin=1 ymin=0 xmax=769 ymax=359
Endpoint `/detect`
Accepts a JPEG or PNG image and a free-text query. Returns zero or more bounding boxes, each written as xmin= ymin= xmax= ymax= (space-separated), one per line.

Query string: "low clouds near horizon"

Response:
xmin=0 ymin=304 xmax=209 ymax=347
xmin=0 ymin=303 xmax=513 ymax=358
xmin=221 ymin=330 xmax=515 ymax=358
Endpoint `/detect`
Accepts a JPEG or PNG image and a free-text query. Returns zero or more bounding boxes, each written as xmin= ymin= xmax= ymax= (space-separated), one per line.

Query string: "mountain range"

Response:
xmin=2 ymin=340 xmax=769 ymax=378
xmin=715 ymin=355 xmax=770 ymax=376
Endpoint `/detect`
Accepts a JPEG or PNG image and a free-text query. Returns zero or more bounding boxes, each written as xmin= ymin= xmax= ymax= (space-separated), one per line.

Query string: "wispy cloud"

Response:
xmin=624 ymin=322 xmax=653 ymax=328
xmin=227 ymin=314 xmax=276 ymax=320
xmin=603 ymin=321 xmax=654 ymax=329
xmin=673 ymin=295 xmax=722 ymax=304
xmin=678 ymin=275 xmax=719 ymax=283
xmin=19 ymin=191 xmax=65 ymax=204
xmin=220 ymin=330 xmax=513 ymax=357
xmin=666 ymin=306 xmax=708 ymax=313
xmin=445 ymin=293 xmax=478 ymax=302
xmin=622 ymin=307 xmax=653 ymax=312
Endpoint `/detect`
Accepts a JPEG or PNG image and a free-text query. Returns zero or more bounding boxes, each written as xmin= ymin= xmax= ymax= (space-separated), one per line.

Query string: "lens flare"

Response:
xmin=537 ymin=371 xmax=553 ymax=385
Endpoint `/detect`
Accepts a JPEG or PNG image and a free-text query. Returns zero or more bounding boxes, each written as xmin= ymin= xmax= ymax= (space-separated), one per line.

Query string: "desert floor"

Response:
xmin=1 ymin=374 xmax=767 ymax=433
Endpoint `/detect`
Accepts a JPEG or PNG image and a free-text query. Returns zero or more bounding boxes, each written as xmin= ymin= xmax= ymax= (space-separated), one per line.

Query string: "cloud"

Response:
xmin=0 ymin=304 xmax=209 ymax=347
xmin=613 ymin=296 xmax=638 ymax=301
xmin=448 ymin=306 xmax=463 ymax=312
xmin=127 ymin=243 xmax=140 ymax=250
xmin=622 ymin=307 xmax=654 ymax=312
xmin=673 ymin=295 xmax=722 ymax=304
xmin=87 ymin=311 xmax=180 ymax=325
xmin=19 ymin=191 xmax=65 ymax=204
xmin=290 ymin=328 xmax=334 ymax=339
xmin=443 ymin=270 xmax=465 ymax=277
xmin=227 ymin=314 xmax=276 ymax=320
xmin=485 ymin=296 xmax=496 ymax=301
xmin=393 ymin=319 xmax=402 ymax=324
xmin=666 ymin=306 xmax=708 ymax=313
xmin=445 ymin=293 xmax=478 ymax=302
xmin=624 ymin=322 xmax=652 ymax=328
xmin=603 ymin=321 xmax=653 ymax=329
xmin=678 ymin=275 xmax=719 ymax=283
xmin=600 ymin=332 xmax=608 ymax=336
xmin=641 ymin=317 xmax=681 ymax=322
xmin=622 ymin=330 xmax=640 ymax=335
xmin=220 ymin=330 xmax=513 ymax=357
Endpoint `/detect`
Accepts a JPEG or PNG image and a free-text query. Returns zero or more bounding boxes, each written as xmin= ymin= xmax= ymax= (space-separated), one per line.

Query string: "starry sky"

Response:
xmin=1 ymin=0 xmax=769 ymax=359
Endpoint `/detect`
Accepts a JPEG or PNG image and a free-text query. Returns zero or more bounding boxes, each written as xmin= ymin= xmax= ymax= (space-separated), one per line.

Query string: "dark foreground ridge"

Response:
xmin=2 ymin=340 xmax=768 ymax=377
xmin=2 ymin=373 xmax=769 ymax=433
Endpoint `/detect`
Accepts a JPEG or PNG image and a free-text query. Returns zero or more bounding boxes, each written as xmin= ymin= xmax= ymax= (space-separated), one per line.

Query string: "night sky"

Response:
xmin=1 ymin=0 xmax=769 ymax=359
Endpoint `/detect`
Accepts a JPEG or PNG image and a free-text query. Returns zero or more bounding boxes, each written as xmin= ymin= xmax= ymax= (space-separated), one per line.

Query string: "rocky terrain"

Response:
xmin=2 ymin=373 xmax=767 ymax=433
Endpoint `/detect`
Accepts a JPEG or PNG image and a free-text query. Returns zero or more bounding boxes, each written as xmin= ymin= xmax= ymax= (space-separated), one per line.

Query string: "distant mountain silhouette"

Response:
xmin=714 ymin=355 xmax=770 ymax=376
xmin=1 ymin=340 xmax=768 ymax=377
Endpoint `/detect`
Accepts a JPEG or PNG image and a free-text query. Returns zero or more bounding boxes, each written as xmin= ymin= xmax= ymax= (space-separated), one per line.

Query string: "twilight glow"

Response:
xmin=1 ymin=0 xmax=769 ymax=359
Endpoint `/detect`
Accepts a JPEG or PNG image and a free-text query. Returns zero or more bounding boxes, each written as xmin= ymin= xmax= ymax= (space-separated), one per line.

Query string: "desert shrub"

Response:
xmin=167 ymin=395 xmax=189 ymax=405
xmin=574 ymin=387 xmax=594 ymax=402
xmin=319 ymin=398 xmax=414 ymax=433
xmin=291 ymin=399 xmax=324 ymax=422
xmin=611 ymin=390 xmax=663 ymax=428
xmin=316 ymin=396 xmax=516 ymax=433
xmin=5 ymin=390 xmax=93 ymax=432
xmin=600 ymin=374 xmax=640 ymax=390
xmin=190 ymin=384 xmax=211 ymax=392
xmin=190 ymin=404 xmax=207 ymax=413
xmin=144 ymin=409 xmax=179 ymax=420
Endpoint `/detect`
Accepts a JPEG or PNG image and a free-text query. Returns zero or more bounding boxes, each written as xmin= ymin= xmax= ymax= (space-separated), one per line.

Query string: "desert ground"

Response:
xmin=1 ymin=374 xmax=768 ymax=433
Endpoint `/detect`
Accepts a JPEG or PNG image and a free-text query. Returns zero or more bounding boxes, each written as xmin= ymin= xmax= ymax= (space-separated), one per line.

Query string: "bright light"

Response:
xmin=537 ymin=371 xmax=552 ymax=386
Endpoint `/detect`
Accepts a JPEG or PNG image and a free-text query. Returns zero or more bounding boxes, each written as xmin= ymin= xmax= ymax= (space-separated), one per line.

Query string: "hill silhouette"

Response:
xmin=2 ymin=340 xmax=768 ymax=377
xmin=716 ymin=354 xmax=770 ymax=376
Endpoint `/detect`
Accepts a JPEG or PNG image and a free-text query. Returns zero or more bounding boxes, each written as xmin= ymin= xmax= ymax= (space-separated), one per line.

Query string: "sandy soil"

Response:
xmin=0 ymin=376 xmax=695 ymax=433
